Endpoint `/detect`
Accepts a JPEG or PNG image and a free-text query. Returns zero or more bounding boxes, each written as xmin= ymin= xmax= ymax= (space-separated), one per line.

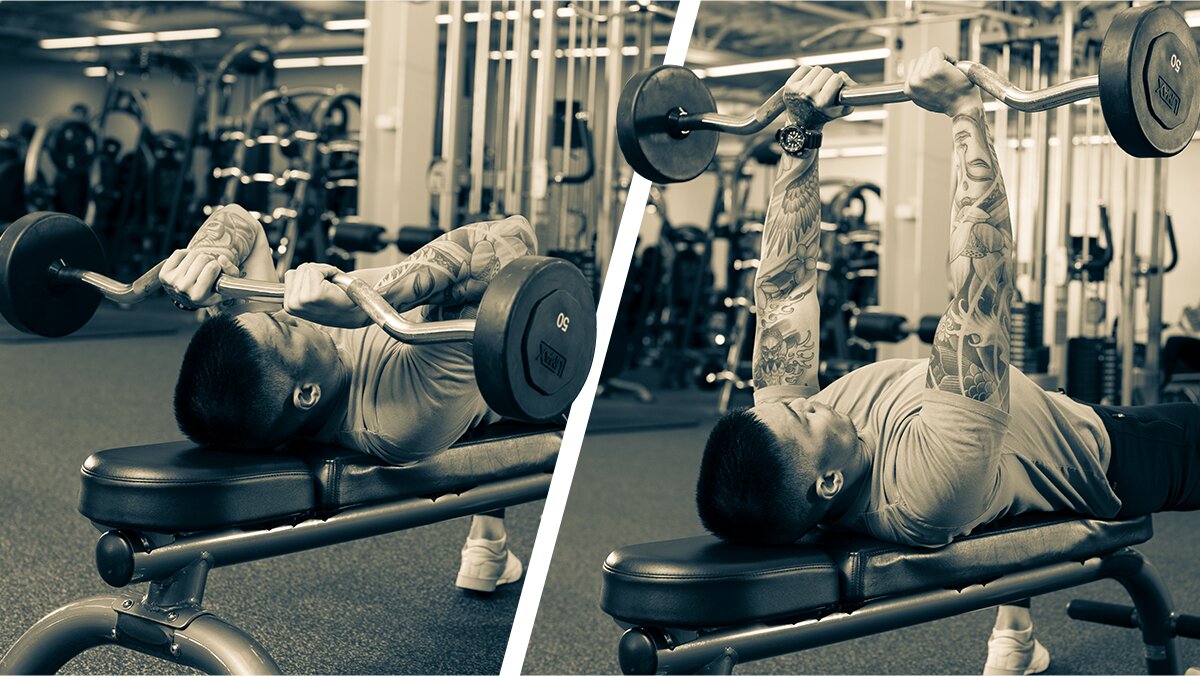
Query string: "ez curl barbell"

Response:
xmin=0 ymin=211 xmax=597 ymax=423
xmin=617 ymin=4 xmax=1200 ymax=183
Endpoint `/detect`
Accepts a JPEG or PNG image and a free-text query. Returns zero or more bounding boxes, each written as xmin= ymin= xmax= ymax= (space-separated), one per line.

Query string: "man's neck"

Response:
xmin=824 ymin=437 xmax=873 ymax=521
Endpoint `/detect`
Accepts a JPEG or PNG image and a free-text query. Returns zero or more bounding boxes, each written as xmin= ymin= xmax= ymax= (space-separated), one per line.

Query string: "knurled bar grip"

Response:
xmin=674 ymin=62 xmax=1100 ymax=136
xmin=58 ymin=262 xmax=474 ymax=344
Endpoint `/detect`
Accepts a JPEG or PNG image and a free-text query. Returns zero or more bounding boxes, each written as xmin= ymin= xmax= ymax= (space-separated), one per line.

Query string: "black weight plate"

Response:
xmin=474 ymin=256 xmax=597 ymax=422
xmin=0 ymin=212 xmax=105 ymax=336
xmin=617 ymin=65 xmax=718 ymax=184
xmin=1100 ymin=4 xmax=1200 ymax=158
xmin=48 ymin=119 xmax=97 ymax=175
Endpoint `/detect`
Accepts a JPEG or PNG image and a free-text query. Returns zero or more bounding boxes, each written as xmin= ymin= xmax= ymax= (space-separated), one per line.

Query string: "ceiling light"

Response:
xmin=275 ymin=57 xmax=323 ymax=69
xmin=83 ymin=66 xmax=108 ymax=78
xmin=274 ymin=55 xmax=368 ymax=69
xmin=322 ymin=55 xmax=367 ymax=67
xmin=1186 ymin=9 xmax=1200 ymax=27
xmin=699 ymin=58 xmax=798 ymax=79
xmin=95 ymin=32 xmax=156 ymax=46
xmin=696 ymin=48 xmax=891 ymax=80
xmin=438 ymin=6 xmax=573 ymax=23
xmin=324 ymin=18 xmax=369 ymax=31
xmin=42 ymin=28 xmax=219 ymax=50
xmin=797 ymin=47 xmax=890 ymax=67
xmin=155 ymin=28 xmax=221 ymax=42
xmin=39 ymin=36 xmax=98 ymax=49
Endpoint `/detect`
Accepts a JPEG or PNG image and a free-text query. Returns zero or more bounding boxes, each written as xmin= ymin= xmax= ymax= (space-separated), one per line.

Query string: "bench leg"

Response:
xmin=0 ymin=594 xmax=282 ymax=675
xmin=0 ymin=595 xmax=124 ymax=674
xmin=1105 ymin=549 xmax=1181 ymax=675
xmin=168 ymin=614 xmax=282 ymax=674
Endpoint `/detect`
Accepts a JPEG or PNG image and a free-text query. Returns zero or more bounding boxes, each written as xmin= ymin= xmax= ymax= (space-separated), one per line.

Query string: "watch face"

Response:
xmin=777 ymin=126 xmax=805 ymax=154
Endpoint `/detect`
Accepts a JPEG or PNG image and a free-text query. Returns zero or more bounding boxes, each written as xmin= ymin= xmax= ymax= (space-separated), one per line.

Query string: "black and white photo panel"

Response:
xmin=0 ymin=1 xmax=677 ymax=674
xmin=522 ymin=0 xmax=1200 ymax=673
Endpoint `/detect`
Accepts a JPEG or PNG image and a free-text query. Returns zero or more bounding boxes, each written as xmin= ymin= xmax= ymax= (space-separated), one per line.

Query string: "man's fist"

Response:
xmin=903 ymin=47 xmax=981 ymax=116
xmin=781 ymin=66 xmax=856 ymax=128
xmin=160 ymin=248 xmax=240 ymax=308
xmin=283 ymin=263 xmax=370 ymax=328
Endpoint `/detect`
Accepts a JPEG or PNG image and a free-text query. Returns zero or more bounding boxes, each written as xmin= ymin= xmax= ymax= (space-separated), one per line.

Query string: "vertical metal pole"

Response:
xmin=639 ymin=4 xmax=654 ymax=69
xmin=505 ymin=2 xmax=531 ymax=215
xmin=1144 ymin=158 xmax=1166 ymax=404
xmin=559 ymin=13 xmax=579 ymax=247
xmin=993 ymin=45 xmax=1009 ymax=213
xmin=529 ymin=0 xmax=557 ymax=235
xmin=597 ymin=0 xmax=625 ymax=275
xmin=1119 ymin=154 xmax=1138 ymax=405
xmin=1029 ymin=41 xmax=1048 ymax=306
xmin=1050 ymin=4 xmax=1075 ymax=387
xmin=493 ymin=1 xmax=510 ymax=214
xmin=1011 ymin=50 xmax=1027 ymax=298
xmin=585 ymin=0 xmax=601 ymax=248
xmin=439 ymin=2 xmax=465 ymax=232
xmin=468 ymin=0 xmax=493 ymax=217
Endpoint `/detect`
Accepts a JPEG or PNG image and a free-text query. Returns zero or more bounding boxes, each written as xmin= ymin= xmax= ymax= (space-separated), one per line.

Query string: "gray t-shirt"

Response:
xmin=757 ymin=359 xmax=1120 ymax=547
xmin=311 ymin=319 xmax=501 ymax=465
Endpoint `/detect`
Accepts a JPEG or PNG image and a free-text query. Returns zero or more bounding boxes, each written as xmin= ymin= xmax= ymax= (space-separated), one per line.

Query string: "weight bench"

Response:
xmin=0 ymin=420 xmax=561 ymax=675
xmin=602 ymin=513 xmax=1200 ymax=674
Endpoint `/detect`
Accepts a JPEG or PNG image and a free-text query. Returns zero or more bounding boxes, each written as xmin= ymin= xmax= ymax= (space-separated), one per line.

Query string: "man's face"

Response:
xmin=236 ymin=311 xmax=337 ymax=375
xmin=752 ymin=399 xmax=857 ymax=470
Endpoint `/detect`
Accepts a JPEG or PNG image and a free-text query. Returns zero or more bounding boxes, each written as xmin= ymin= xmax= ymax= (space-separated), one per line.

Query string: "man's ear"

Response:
xmin=814 ymin=469 xmax=844 ymax=501
xmin=293 ymin=383 xmax=322 ymax=411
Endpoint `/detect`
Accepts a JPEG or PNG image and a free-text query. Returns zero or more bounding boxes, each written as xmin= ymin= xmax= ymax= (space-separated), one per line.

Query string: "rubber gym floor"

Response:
xmin=523 ymin=385 xmax=1200 ymax=674
xmin=0 ymin=301 xmax=537 ymax=675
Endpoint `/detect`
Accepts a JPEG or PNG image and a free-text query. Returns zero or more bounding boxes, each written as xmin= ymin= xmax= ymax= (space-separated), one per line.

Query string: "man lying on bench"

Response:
xmin=160 ymin=204 xmax=537 ymax=593
xmin=696 ymin=51 xmax=1200 ymax=675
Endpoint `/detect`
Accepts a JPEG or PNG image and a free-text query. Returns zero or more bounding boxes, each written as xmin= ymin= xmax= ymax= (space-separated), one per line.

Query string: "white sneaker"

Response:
xmin=456 ymin=535 xmax=524 ymax=592
xmin=983 ymin=628 xmax=1050 ymax=675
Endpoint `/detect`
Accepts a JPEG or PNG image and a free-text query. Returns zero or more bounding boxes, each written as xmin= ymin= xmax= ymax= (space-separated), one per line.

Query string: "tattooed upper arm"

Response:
xmin=926 ymin=110 xmax=1015 ymax=413
xmin=752 ymin=153 xmax=822 ymax=393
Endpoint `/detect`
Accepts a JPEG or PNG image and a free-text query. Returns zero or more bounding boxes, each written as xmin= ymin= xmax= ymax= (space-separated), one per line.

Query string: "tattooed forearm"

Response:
xmin=188 ymin=205 xmax=261 ymax=265
xmin=372 ymin=215 xmax=537 ymax=314
xmin=926 ymin=107 xmax=1014 ymax=411
xmin=752 ymin=150 xmax=823 ymax=391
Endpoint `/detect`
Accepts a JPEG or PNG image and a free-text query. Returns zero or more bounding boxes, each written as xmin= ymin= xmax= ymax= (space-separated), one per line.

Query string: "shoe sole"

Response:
xmin=456 ymin=573 xmax=500 ymax=593
xmin=456 ymin=552 xmax=523 ymax=593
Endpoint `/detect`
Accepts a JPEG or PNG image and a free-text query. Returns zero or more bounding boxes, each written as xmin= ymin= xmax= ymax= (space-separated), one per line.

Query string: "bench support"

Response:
xmin=0 ymin=558 xmax=281 ymax=675
xmin=617 ymin=548 xmax=1182 ymax=675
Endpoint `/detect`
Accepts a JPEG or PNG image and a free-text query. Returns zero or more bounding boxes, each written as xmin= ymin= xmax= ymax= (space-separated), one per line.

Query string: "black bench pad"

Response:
xmin=601 ymin=513 xmax=1152 ymax=629
xmin=807 ymin=512 xmax=1153 ymax=602
xmin=601 ymin=538 xmax=838 ymax=628
xmin=79 ymin=421 xmax=562 ymax=532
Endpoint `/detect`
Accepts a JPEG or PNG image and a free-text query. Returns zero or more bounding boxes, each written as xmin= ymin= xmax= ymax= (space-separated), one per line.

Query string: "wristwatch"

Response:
xmin=776 ymin=124 xmax=822 ymax=157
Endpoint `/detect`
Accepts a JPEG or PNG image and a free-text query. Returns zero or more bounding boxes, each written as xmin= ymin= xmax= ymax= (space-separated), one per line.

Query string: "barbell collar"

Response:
xmin=57 ymin=263 xmax=477 ymax=345
xmin=673 ymin=61 xmax=1101 ymax=136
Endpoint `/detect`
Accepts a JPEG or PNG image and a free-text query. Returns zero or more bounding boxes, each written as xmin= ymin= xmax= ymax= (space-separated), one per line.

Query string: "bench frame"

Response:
xmin=615 ymin=546 xmax=1189 ymax=674
xmin=0 ymin=472 xmax=550 ymax=675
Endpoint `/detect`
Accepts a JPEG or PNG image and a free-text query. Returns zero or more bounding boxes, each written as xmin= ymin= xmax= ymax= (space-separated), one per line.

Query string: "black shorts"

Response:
xmin=1090 ymin=402 xmax=1200 ymax=517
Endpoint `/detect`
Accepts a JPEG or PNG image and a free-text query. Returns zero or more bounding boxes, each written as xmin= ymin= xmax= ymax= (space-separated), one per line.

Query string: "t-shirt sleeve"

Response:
xmin=890 ymin=390 xmax=1009 ymax=534
xmin=368 ymin=340 xmax=491 ymax=464
xmin=754 ymin=384 xmax=818 ymax=406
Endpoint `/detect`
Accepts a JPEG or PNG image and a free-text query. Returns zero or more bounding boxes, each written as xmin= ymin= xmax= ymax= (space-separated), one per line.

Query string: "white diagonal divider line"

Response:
xmin=500 ymin=1 xmax=701 ymax=672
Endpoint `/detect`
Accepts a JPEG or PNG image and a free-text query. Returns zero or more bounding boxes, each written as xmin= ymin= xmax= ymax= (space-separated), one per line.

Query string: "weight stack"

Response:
xmin=547 ymin=249 xmax=599 ymax=302
xmin=1066 ymin=337 xmax=1120 ymax=404
xmin=1010 ymin=302 xmax=1048 ymax=373
xmin=1101 ymin=339 xmax=1120 ymax=404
